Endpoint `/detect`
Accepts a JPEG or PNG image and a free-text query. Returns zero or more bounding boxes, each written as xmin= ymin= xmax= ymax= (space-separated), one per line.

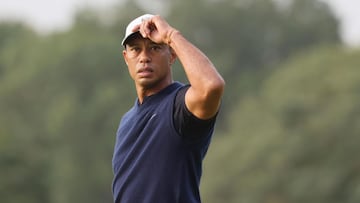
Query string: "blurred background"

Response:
xmin=0 ymin=0 xmax=359 ymax=202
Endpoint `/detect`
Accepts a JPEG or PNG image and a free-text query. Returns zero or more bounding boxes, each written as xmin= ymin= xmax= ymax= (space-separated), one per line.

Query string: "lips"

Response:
xmin=137 ymin=67 xmax=154 ymax=77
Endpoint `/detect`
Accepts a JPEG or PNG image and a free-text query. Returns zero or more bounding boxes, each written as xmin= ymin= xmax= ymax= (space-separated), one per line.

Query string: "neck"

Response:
xmin=136 ymin=80 xmax=173 ymax=104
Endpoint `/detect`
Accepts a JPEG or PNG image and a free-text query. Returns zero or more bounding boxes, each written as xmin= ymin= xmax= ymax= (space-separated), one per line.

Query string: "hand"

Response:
xmin=132 ymin=15 xmax=177 ymax=45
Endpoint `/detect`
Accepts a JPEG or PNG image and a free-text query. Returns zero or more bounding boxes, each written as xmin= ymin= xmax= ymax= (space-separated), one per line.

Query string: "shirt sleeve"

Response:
xmin=173 ymin=85 xmax=218 ymax=140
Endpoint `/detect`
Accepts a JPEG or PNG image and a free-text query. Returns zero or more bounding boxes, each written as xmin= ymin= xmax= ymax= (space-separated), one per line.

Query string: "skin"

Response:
xmin=123 ymin=35 xmax=177 ymax=100
xmin=123 ymin=15 xmax=225 ymax=120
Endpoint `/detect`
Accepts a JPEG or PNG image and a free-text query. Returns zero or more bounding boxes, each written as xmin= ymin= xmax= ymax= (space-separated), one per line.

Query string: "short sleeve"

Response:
xmin=173 ymin=85 xmax=217 ymax=140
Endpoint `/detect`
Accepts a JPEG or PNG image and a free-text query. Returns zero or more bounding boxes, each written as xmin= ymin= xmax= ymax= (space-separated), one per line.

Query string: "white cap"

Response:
xmin=121 ymin=14 xmax=155 ymax=46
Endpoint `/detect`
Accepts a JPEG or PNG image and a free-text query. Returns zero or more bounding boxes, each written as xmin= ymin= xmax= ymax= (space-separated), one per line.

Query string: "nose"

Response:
xmin=139 ymin=49 xmax=151 ymax=63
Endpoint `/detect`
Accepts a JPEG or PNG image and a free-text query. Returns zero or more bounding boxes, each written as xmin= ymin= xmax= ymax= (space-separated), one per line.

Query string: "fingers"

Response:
xmin=130 ymin=15 xmax=171 ymax=44
xmin=131 ymin=21 xmax=149 ymax=38
xmin=132 ymin=24 xmax=141 ymax=33
xmin=141 ymin=21 xmax=151 ymax=37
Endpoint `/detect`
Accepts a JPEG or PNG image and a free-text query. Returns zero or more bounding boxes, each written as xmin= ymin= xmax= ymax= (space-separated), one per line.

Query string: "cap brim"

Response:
xmin=122 ymin=32 xmax=142 ymax=46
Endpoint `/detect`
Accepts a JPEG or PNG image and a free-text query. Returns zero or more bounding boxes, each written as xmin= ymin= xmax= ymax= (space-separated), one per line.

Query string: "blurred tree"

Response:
xmin=39 ymin=11 xmax=126 ymax=203
xmin=163 ymin=0 xmax=340 ymax=128
xmin=0 ymin=21 xmax=51 ymax=203
xmin=202 ymin=46 xmax=360 ymax=203
xmin=0 ymin=22 xmax=36 ymax=78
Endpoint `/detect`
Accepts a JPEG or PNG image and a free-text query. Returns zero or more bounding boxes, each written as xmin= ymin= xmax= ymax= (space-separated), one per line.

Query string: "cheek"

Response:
xmin=126 ymin=63 xmax=137 ymax=79
xmin=159 ymin=53 xmax=173 ymax=66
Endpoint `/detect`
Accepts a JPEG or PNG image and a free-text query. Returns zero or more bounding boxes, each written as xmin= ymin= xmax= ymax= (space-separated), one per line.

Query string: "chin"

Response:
xmin=137 ymin=79 xmax=157 ymax=88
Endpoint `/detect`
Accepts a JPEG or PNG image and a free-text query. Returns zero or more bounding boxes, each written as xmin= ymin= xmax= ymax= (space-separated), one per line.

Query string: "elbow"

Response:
xmin=206 ymin=76 xmax=225 ymax=99
xmin=214 ymin=77 xmax=225 ymax=95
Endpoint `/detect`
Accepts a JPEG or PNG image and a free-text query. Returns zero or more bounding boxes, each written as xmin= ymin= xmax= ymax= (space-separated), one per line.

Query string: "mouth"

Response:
xmin=137 ymin=67 xmax=154 ymax=77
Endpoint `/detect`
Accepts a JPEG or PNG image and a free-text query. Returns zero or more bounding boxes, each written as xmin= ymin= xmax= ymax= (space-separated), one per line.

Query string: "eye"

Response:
xmin=150 ymin=45 xmax=162 ymax=51
xmin=130 ymin=47 xmax=140 ymax=52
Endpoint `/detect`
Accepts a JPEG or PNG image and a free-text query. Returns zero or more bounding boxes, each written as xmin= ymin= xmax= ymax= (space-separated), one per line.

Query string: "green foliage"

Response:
xmin=202 ymin=46 xmax=360 ymax=203
xmin=0 ymin=0 xmax=356 ymax=202
xmin=165 ymin=0 xmax=340 ymax=128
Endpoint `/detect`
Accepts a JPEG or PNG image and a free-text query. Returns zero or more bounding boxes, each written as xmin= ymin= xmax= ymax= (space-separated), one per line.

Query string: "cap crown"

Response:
xmin=122 ymin=14 xmax=154 ymax=45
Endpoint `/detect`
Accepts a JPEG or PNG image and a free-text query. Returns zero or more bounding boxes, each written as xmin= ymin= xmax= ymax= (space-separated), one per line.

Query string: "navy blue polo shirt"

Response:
xmin=112 ymin=82 xmax=217 ymax=203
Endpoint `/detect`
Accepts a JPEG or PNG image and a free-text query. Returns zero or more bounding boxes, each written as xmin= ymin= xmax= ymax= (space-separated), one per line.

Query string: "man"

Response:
xmin=112 ymin=14 xmax=225 ymax=203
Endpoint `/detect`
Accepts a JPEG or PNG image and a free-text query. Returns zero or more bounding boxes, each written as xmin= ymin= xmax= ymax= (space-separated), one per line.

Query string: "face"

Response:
xmin=123 ymin=34 xmax=176 ymax=91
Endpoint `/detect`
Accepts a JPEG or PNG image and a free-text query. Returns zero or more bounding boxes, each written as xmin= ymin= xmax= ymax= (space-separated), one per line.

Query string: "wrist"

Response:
xmin=167 ymin=29 xmax=179 ymax=45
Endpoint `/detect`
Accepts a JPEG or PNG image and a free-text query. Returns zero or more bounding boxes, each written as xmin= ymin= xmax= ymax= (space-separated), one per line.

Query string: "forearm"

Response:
xmin=168 ymin=30 xmax=224 ymax=119
xmin=169 ymin=30 xmax=225 ymax=96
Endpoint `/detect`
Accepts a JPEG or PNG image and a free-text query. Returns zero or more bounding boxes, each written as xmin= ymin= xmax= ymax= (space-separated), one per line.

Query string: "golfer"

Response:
xmin=112 ymin=14 xmax=225 ymax=203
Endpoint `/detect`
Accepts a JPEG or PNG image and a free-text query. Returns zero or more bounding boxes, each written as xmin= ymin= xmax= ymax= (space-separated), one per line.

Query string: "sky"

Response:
xmin=0 ymin=0 xmax=359 ymax=47
xmin=322 ymin=0 xmax=360 ymax=47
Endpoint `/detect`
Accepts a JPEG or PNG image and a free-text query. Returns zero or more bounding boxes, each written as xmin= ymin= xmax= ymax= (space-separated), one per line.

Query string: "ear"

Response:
xmin=169 ymin=47 xmax=177 ymax=65
xmin=123 ymin=49 xmax=129 ymax=66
